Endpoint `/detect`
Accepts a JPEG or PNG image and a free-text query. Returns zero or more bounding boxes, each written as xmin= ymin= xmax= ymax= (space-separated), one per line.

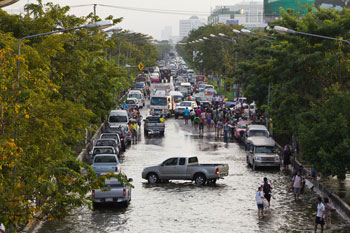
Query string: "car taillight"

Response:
xmin=123 ymin=188 xmax=126 ymax=197
xmin=92 ymin=190 xmax=95 ymax=198
xmin=215 ymin=168 xmax=219 ymax=175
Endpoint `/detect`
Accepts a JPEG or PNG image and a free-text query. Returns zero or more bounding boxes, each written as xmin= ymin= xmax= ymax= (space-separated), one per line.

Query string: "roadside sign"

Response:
xmin=138 ymin=63 xmax=144 ymax=71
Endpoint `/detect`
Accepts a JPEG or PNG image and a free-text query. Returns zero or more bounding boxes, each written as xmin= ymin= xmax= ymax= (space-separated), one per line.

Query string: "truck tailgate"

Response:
xmin=92 ymin=163 xmax=118 ymax=174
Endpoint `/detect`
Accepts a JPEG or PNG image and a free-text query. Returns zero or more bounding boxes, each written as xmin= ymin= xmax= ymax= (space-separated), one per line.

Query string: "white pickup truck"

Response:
xmin=91 ymin=154 xmax=120 ymax=175
xmin=142 ymin=156 xmax=229 ymax=185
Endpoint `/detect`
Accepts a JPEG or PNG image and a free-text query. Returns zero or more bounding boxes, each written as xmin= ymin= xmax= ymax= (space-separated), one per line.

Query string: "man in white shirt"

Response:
xmin=314 ymin=196 xmax=325 ymax=233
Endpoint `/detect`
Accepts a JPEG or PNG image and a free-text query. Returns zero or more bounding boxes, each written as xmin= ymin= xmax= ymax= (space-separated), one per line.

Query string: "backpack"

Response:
xmin=263 ymin=182 xmax=271 ymax=195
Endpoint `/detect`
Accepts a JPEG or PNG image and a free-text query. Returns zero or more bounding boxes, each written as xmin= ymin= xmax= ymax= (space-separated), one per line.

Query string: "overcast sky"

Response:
xmin=3 ymin=0 xmax=256 ymax=39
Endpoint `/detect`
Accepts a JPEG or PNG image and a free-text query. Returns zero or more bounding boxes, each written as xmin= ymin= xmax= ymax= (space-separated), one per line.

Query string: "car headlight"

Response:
xmin=255 ymin=156 xmax=261 ymax=161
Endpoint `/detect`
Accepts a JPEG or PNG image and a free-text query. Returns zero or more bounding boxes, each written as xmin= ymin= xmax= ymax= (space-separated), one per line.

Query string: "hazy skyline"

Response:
xmin=3 ymin=0 xmax=257 ymax=39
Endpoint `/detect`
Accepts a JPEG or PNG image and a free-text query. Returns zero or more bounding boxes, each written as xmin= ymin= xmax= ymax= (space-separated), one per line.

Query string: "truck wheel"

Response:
xmin=194 ymin=173 xmax=206 ymax=185
xmin=147 ymin=173 xmax=159 ymax=184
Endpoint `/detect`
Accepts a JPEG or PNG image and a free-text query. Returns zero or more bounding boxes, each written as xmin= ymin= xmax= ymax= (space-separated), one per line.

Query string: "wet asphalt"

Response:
xmin=35 ymin=106 xmax=350 ymax=233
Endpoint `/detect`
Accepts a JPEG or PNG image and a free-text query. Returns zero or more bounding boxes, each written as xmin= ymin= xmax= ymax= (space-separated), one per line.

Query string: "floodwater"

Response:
xmin=36 ymin=107 xmax=350 ymax=233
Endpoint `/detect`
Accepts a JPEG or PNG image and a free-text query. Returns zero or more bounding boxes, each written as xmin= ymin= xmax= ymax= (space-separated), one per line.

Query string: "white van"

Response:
xmin=128 ymin=90 xmax=145 ymax=108
xmin=108 ymin=110 xmax=129 ymax=128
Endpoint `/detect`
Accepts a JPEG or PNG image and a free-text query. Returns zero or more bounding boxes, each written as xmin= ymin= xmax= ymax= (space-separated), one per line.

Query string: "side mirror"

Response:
xmin=128 ymin=178 xmax=133 ymax=182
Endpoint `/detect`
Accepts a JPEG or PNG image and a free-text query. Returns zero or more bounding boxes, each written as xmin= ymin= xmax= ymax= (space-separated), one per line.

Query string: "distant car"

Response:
xmin=92 ymin=174 xmax=133 ymax=208
xmin=174 ymin=101 xmax=198 ymax=119
xmin=224 ymin=100 xmax=236 ymax=108
xmin=125 ymin=98 xmax=138 ymax=109
xmin=94 ymin=139 xmax=120 ymax=156
xmin=233 ymin=121 xmax=252 ymax=141
xmin=128 ymin=90 xmax=145 ymax=108
xmin=89 ymin=146 xmax=117 ymax=161
xmin=91 ymin=154 xmax=120 ymax=175
xmin=105 ymin=126 xmax=130 ymax=151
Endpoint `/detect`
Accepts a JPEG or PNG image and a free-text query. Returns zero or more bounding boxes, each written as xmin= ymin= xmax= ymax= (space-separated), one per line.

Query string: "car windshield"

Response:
xmin=134 ymin=83 xmax=144 ymax=88
xmin=109 ymin=115 xmax=127 ymax=123
xmin=238 ymin=124 xmax=247 ymax=129
xmin=151 ymin=97 xmax=167 ymax=106
xmin=180 ymin=102 xmax=191 ymax=107
xmin=255 ymin=146 xmax=275 ymax=154
xmin=173 ymin=96 xmax=183 ymax=103
xmin=128 ymin=94 xmax=141 ymax=99
xmin=199 ymin=84 xmax=206 ymax=89
xmin=126 ymin=100 xmax=136 ymax=104
xmin=101 ymin=134 xmax=118 ymax=140
xmin=93 ymin=148 xmax=114 ymax=154
xmin=147 ymin=117 xmax=160 ymax=123
xmin=248 ymin=130 xmax=268 ymax=137
xmin=94 ymin=156 xmax=117 ymax=163
xmin=96 ymin=140 xmax=116 ymax=147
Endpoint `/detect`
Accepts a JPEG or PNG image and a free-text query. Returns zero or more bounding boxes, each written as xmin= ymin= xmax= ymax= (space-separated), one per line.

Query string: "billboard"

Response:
xmin=264 ymin=0 xmax=350 ymax=22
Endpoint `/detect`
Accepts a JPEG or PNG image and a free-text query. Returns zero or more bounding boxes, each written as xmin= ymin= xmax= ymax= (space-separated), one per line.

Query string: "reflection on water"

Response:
xmin=36 ymin=116 xmax=350 ymax=233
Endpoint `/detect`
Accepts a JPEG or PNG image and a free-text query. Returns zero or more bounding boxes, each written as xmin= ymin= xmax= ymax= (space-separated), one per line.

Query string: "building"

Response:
xmin=208 ymin=2 xmax=266 ymax=28
xmin=179 ymin=16 xmax=205 ymax=39
xmin=264 ymin=0 xmax=350 ymax=23
xmin=161 ymin=26 xmax=172 ymax=41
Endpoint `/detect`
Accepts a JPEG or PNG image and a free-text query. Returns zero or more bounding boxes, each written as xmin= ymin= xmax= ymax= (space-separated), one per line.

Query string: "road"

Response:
xmin=36 ymin=105 xmax=350 ymax=233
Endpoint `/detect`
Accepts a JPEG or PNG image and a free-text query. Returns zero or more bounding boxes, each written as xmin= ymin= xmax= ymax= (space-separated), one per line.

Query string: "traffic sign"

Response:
xmin=138 ymin=63 xmax=144 ymax=71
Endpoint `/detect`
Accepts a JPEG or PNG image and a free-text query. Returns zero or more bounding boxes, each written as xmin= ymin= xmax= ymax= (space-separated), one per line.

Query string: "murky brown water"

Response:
xmin=35 ymin=107 xmax=350 ymax=233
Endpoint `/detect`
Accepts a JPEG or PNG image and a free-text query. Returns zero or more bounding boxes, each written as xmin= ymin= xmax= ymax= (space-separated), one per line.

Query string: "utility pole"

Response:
xmin=93 ymin=4 xmax=97 ymax=20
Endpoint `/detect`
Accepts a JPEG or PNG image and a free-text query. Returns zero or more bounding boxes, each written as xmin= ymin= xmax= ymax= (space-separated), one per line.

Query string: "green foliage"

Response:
xmin=154 ymin=40 xmax=172 ymax=59
xmin=0 ymin=1 xmax=158 ymax=231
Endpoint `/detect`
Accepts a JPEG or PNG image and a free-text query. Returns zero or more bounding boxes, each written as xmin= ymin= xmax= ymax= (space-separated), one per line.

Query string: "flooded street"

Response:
xmin=36 ymin=107 xmax=350 ymax=233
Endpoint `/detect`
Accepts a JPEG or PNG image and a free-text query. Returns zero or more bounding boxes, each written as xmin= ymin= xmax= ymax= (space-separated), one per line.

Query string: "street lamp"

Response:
xmin=210 ymin=34 xmax=217 ymax=38
xmin=218 ymin=33 xmax=226 ymax=37
xmin=233 ymin=29 xmax=241 ymax=34
xmin=17 ymin=20 xmax=114 ymax=81
xmin=203 ymin=37 xmax=209 ymax=40
xmin=273 ymin=26 xmax=350 ymax=44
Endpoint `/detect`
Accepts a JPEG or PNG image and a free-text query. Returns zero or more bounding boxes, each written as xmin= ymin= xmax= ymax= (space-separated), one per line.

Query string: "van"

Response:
xmin=108 ymin=110 xmax=129 ymax=128
xmin=128 ymin=90 xmax=145 ymax=108
xmin=246 ymin=137 xmax=280 ymax=170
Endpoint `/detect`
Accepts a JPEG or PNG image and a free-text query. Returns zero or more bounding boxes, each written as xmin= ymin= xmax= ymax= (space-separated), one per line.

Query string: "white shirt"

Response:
xmin=256 ymin=191 xmax=264 ymax=204
xmin=317 ymin=203 xmax=325 ymax=217
xmin=0 ymin=223 xmax=5 ymax=233
xmin=293 ymin=175 xmax=302 ymax=188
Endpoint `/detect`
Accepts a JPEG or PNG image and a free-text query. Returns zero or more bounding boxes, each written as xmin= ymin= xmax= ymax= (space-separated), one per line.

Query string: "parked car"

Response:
xmin=105 ymin=125 xmax=130 ymax=151
xmin=125 ymin=98 xmax=138 ymax=109
xmin=174 ymin=101 xmax=198 ymax=119
xmin=94 ymin=139 xmax=120 ymax=156
xmin=91 ymin=154 xmax=120 ymax=175
xmin=142 ymin=156 xmax=229 ymax=185
xmin=144 ymin=116 xmax=165 ymax=136
xmin=233 ymin=121 xmax=252 ymax=141
xmin=92 ymin=174 xmax=133 ymax=208
xmin=89 ymin=146 xmax=117 ymax=160
xmin=246 ymin=137 xmax=280 ymax=170
xmin=108 ymin=110 xmax=129 ymax=128
xmin=127 ymin=90 xmax=145 ymax=107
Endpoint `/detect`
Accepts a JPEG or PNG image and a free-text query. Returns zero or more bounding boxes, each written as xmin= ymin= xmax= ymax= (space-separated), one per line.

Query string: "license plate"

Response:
xmin=95 ymin=199 xmax=101 ymax=203
xmin=105 ymin=198 xmax=113 ymax=202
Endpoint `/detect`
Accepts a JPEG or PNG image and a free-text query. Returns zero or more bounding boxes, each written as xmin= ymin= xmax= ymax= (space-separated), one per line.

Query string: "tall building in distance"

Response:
xmin=161 ymin=26 xmax=172 ymax=41
xmin=208 ymin=2 xmax=266 ymax=28
xmin=179 ymin=16 xmax=205 ymax=39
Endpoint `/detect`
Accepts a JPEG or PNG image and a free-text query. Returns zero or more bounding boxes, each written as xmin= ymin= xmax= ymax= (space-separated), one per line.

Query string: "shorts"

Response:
xmin=257 ymin=204 xmax=264 ymax=210
xmin=207 ymin=119 xmax=211 ymax=125
xmin=264 ymin=194 xmax=271 ymax=203
xmin=293 ymin=187 xmax=301 ymax=195
xmin=315 ymin=216 xmax=325 ymax=226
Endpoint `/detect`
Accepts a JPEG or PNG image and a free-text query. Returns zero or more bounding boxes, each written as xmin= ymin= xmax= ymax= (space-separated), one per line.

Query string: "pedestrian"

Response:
xmin=283 ymin=144 xmax=292 ymax=170
xmin=291 ymin=170 xmax=304 ymax=201
xmin=190 ymin=110 xmax=195 ymax=126
xmin=315 ymin=196 xmax=325 ymax=233
xmin=206 ymin=112 xmax=212 ymax=131
xmin=256 ymin=186 xmax=265 ymax=218
xmin=193 ymin=115 xmax=199 ymax=129
xmin=224 ymin=121 xmax=229 ymax=143
xmin=261 ymin=177 xmax=272 ymax=207
xmin=216 ymin=117 xmax=223 ymax=137
xmin=323 ymin=197 xmax=332 ymax=229
xmin=199 ymin=117 xmax=204 ymax=134
xmin=184 ymin=107 xmax=190 ymax=124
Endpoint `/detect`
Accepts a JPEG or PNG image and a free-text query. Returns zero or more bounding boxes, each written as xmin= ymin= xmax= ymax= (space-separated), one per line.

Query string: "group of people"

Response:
xmin=183 ymin=103 xmax=264 ymax=143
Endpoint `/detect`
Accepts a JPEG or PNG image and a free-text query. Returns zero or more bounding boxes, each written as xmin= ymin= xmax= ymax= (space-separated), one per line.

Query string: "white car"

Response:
xmin=174 ymin=101 xmax=198 ymax=119
xmin=127 ymin=90 xmax=145 ymax=107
